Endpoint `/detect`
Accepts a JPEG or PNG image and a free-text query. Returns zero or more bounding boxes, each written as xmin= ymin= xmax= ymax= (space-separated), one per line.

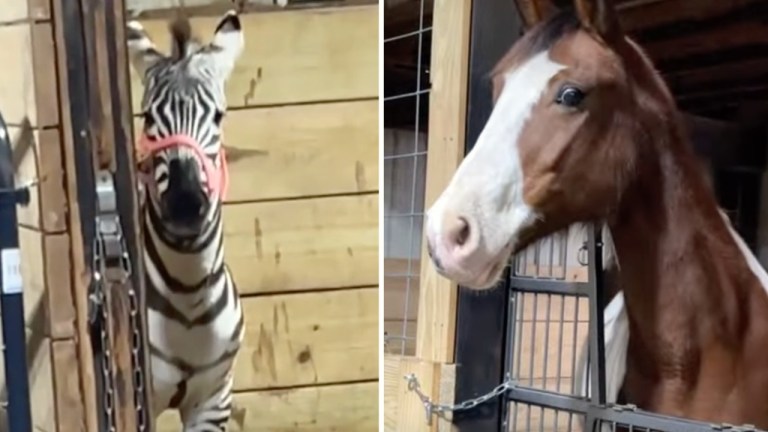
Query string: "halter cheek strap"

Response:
xmin=137 ymin=134 xmax=229 ymax=201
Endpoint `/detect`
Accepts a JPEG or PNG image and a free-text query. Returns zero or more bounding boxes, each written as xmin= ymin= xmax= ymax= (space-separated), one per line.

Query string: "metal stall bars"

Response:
xmin=0 ymin=114 xmax=34 ymax=432
xmin=53 ymin=0 xmax=153 ymax=430
xmin=382 ymin=0 xmax=433 ymax=357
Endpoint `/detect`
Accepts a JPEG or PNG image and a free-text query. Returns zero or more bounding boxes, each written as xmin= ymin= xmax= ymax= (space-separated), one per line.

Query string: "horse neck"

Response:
xmin=607 ymin=129 xmax=763 ymax=364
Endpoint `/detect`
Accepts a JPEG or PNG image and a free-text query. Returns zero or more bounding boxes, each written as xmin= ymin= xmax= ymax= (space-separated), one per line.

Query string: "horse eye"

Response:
xmin=555 ymin=86 xmax=585 ymax=108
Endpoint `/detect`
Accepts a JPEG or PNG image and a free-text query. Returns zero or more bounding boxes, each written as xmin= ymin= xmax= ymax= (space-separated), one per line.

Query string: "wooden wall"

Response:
xmin=0 ymin=1 xmax=87 ymax=431
xmin=127 ymin=5 xmax=379 ymax=431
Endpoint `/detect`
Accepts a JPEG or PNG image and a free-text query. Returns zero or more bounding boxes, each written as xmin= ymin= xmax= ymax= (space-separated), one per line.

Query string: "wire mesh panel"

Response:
xmin=383 ymin=0 xmax=432 ymax=356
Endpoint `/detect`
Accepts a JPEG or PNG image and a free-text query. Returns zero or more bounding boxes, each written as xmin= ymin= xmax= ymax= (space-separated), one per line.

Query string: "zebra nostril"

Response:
xmin=165 ymin=189 xmax=207 ymax=226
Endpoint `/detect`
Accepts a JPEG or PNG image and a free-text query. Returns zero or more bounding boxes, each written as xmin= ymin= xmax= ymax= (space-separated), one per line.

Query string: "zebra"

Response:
xmin=126 ymin=10 xmax=245 ymax=431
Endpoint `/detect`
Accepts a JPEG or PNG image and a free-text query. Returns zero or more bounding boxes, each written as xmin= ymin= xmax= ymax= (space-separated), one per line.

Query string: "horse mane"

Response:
xmin=490 ymin=10 xmax=579 ymax=80
xmin=168 ymin=13 xmax=199 ymax=62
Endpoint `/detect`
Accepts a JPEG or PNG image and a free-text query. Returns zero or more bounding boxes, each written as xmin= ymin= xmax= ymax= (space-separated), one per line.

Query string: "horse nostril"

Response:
xmin=455 ymin=217 xmax=470 ymax=247
xmin=446 ymin=216 xmax=471 ymax=250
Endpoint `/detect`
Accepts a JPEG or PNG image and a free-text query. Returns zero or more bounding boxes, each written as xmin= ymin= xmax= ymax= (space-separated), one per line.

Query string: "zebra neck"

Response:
xmin=143 ymin=203 xmax=224 ymax=287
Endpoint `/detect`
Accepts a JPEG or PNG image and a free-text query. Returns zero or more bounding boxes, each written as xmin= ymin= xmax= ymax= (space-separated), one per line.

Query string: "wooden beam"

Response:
xmin=49 ymin=0 xmax=99 ymax=429
xmin=416 ymin=0 xmax=472 ymax=364
xmin=617 ymin=0 xmax=766 ymax=34
xmin=664 ymin=57 xmax=768 ymax=91
xmin=642 ymin=20 xmax=768 ymax=65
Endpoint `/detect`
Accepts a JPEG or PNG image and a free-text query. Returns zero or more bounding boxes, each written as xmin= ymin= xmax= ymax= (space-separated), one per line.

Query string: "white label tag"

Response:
xmin=1 ymin=248 xmax=22 ymax=294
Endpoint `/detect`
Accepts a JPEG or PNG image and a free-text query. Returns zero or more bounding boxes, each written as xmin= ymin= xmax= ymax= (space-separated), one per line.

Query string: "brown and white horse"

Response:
xmin=424 ymin=0 xmax=768 ymax=427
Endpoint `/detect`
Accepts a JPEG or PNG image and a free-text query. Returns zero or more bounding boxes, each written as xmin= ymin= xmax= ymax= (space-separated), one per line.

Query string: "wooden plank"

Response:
xmin=415 ymin=0 xmax=472 ymax=363
xmin=129 ymin=6 xmax=378 ymax=110
xmin=19 ymin=227 xmax=75 ymax=339
xmin=0 ymin=3 xmax=31 ymax=23
xmin=224 ymin=194 xmax=378 ymax=294
xmin=0 ymin=23 xmax=37 ymax=127
xmin=233 ymin=287 xmax=378 ymax=390
xmin=30 ymin=22 xmax=59 ymax=128
xmin=17 ymin=227 xmax=48 ymax=324
xmin=0 ymin=0 xmax=49 ymax=24
xmin=9 ymin=126 xmax=67 ymax=232
xmin=50 ymin=339 xmax=86 ymax=432
xmin=383 ymin=355 xmax=401 ymax=432
xmin=156 ymin=381 xmax=378 ymax=431
xmin=0 ymin=22 xmax=56 ymax=128
xmin=43 ymin=233 xmax=76 ymax=339
xmin=29 ymin=336 xmax=56 ymax=432
xmin=132 ymin=100 xmax=378 ymax=202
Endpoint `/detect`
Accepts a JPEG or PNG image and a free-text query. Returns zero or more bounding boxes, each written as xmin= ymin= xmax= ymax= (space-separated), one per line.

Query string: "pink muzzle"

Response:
xmin=137 ymin=134 xmax=229 ymax=201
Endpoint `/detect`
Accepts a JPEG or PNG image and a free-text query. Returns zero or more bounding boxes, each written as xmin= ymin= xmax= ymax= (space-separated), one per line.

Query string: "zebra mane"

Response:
xmin=168 ymin=14 xmax=200 ymax=62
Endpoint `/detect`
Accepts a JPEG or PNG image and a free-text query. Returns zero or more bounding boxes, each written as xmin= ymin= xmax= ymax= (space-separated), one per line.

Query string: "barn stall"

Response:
xmin=1 ymin=0 xmax=378 ymax=431
xmin=383 ymin=0 xmax=768 ymax=431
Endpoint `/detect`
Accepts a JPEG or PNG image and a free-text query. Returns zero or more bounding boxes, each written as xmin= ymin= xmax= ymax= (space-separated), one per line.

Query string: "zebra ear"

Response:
xmin=126 ymin=20 xmax=166 ymax=79
xmin=208 ymin=10 xmax=244 ymax=80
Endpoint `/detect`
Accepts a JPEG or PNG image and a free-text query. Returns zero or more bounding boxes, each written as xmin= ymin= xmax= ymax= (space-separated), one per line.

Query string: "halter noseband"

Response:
xmin=137 ymin=134 xmax=229 ymax=201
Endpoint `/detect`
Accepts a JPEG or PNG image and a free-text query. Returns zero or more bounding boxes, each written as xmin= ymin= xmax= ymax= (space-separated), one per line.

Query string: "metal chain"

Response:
xmin=93 ymin=229 xmax=117 ymax=432
xmin=404 ymin=373 xmax=515 ymax=425
xmin=91 ymin=170 xmax=150 ymax=432
xmin=128 ymin=287 xmax=149 ymax=431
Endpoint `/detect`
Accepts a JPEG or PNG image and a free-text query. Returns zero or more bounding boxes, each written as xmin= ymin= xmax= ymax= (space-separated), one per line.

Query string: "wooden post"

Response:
xmin=51 ymin=0 xmax=152 ymax=430
xmin=51 ymin=0 xmax=100 ymax=429
xmin=416 ymin=0 xmax=472 ymax=369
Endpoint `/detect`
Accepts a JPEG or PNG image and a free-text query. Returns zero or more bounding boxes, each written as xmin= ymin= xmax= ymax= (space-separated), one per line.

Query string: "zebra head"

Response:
xmin=127 ymin=11 xmax=243 ymax=236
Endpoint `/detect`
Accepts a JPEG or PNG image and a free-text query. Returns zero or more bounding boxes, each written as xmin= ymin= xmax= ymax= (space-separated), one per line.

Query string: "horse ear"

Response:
xmin=573 ymin=0 xmax=622 ymax=41
xmin=208 ymin=10 xmax=244 ymax=80
xmin=126 ymin=20 xmax=166 ymax=79
xmin=518 ymin=0 xmax=559 ymax=29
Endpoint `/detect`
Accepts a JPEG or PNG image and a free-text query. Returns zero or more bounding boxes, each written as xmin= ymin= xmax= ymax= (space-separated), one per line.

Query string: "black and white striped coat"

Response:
xmin=126 ymin=10 xmax=244 ymax=431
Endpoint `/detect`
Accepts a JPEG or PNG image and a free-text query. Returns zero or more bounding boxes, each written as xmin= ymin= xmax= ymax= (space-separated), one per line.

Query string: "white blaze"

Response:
xmin=426 ymin=51 xmax=566 ymax=272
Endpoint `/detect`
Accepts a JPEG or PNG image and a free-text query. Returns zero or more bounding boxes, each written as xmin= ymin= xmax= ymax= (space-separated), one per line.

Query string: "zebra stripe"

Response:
xmin=127 ymin=10 xmax=245 ymax=431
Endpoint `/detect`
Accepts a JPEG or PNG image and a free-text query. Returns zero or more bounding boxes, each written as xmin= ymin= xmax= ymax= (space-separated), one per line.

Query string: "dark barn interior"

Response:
xmin=384 ymin=0 xmax=768 ymax=251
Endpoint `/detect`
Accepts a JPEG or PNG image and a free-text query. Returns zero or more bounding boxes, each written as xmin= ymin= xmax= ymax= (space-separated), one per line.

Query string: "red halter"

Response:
xmin=137 ymin=134 xmax=229 ymax=201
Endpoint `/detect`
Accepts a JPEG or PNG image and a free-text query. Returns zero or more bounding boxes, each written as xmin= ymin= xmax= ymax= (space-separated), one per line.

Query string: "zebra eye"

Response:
xmin=143 ymin=112 xmax=155 ymax=127
xmin=213 ymin=111 xmax=224 ymax=126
